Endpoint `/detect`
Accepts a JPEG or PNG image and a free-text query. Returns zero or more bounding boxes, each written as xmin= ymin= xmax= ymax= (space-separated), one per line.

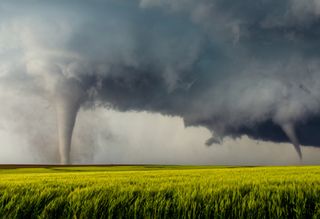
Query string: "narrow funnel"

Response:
xmin=281 ymin=123 xmax=302 ymax=159
xmin=55 ymin=78 xmax=85 ymax=164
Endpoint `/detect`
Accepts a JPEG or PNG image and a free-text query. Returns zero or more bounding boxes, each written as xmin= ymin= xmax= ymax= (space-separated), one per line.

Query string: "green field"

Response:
xmin=1 ymin=165 xmax=320 ymax=218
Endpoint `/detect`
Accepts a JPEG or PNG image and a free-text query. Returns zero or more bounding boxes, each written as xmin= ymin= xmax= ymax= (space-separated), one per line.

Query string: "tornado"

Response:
xmin=55 ymin=78 xmax=85 ymax=164
xmin=281 ymin=123 xmax=302 ymax=159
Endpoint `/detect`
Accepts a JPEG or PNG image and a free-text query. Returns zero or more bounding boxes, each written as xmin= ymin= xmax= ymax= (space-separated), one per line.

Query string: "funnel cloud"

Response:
xmin=1 ymin=0 xmax=320 ymax=163
xmin=55 ymin=78 xmax=85 ymax=164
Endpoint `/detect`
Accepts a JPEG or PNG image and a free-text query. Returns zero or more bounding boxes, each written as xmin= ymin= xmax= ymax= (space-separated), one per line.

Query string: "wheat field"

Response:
xmin=0 ymin=165 xmax=320 ymax=218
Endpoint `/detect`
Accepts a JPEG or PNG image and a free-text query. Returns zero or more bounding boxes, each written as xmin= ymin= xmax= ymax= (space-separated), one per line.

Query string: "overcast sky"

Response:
xmin=1 ymin=0 xmax=320 ymax=164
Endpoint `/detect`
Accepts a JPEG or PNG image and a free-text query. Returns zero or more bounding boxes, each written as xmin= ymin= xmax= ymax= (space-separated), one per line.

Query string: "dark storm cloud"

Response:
xmin=1 ymin=0 xmax=320 ymax=161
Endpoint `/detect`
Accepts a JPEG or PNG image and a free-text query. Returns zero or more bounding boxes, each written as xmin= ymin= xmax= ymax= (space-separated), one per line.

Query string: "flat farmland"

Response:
xmin=0 ymin=165 xmax=320 ymax=218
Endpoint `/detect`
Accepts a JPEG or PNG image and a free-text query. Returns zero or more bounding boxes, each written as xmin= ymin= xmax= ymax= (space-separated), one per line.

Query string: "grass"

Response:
xmin=0 ymin=165 xmax=320 ymax=218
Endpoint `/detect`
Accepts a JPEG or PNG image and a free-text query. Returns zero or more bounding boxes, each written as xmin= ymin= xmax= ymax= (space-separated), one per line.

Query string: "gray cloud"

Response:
xmin=1 ymin=0 xmax=320 ymax=162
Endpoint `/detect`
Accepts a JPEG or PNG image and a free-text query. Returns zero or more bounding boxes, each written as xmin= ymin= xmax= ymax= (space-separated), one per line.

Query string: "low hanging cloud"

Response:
xmin=1 ymin=0 xmax=320 ymax=163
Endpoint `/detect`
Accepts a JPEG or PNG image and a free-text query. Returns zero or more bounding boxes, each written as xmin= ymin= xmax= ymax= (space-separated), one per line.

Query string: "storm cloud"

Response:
xmin=1 ymin=0 xmax=320 ymax=162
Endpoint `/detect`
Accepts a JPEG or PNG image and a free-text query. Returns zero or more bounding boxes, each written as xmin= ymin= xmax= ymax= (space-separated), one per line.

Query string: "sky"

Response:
xmin=1 ymin=0 xmax=320 ymax=164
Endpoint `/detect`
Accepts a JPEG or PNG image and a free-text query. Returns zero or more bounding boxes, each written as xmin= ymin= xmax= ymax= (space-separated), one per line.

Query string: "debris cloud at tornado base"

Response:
xmin=1 ymin=0 xmax=320 ymax=163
